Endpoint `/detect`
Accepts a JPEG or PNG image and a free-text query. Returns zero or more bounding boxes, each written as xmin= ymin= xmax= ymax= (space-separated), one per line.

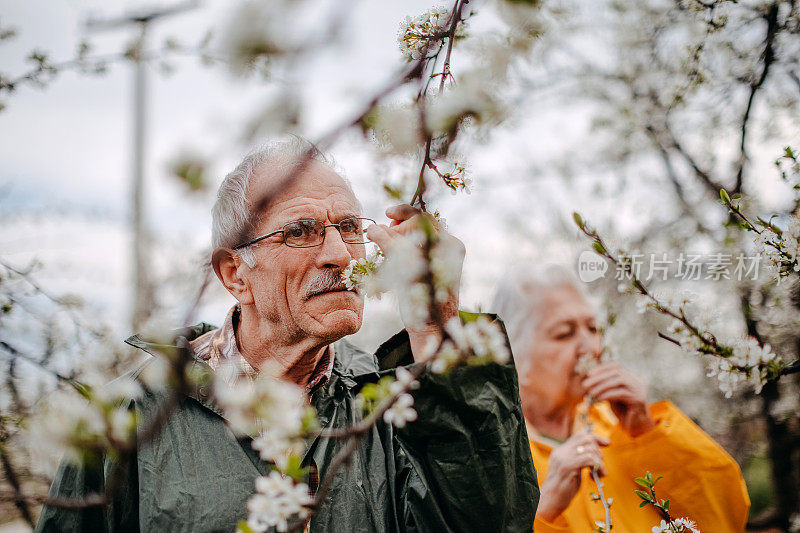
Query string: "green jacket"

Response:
xmin=36 ymin=324 xmax=539 ymax=532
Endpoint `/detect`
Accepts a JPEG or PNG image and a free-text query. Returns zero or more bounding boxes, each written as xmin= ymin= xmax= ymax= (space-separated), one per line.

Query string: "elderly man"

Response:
xmin=36 ymin=140 xmax=538 ymax=532
xmin=492 ymin=264 xmax=750 ymax=532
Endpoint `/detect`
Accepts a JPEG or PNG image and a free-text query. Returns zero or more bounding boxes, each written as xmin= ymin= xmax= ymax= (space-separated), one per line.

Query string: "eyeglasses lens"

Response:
xmin=340 ymin=218 xmax=365 ymax=243
xmin=284 ymin=220 xmax=324 ymax=247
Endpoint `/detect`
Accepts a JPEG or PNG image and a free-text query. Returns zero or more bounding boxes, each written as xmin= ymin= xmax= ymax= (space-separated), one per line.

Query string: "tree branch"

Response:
xmin=733 ymin=2 xmax=779 ymax=193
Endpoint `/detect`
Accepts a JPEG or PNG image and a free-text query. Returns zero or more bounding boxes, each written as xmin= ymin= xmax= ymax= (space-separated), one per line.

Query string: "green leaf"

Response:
xmin=720 ymin=188 xmax=731 ymax=204
xmin=573 ymin=212 xmax=584 ymax=229
xmin=634 ymin=477 xmax=651 ymax=488
xmin=592 ymin=241 xmax=606 ymax=255
xmin=639 ymin=501 xmax=649 ymax=508
xmin=300 ymin=406 xmax=319 ymax=434
xmin=662 ymin=499 xmax=670 ymax=510
xmin=170 ymin=159 xmax=207 ymax=192
xmin=382 ymin=184 xmax=403 ymax=200
xmin=280 ymin=454 xmax=310 ymax=482
xmin=635 ymin=490 xmax=651 ymax=502
xmin=237 ymin=519 xmax=255 ymax=533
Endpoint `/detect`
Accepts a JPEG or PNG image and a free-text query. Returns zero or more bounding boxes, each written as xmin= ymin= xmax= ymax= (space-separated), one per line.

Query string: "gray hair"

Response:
xmin=491 ymin=264 xmax=591 ymax=373
xmin=212 ymin=138 xmax=351 ymax=267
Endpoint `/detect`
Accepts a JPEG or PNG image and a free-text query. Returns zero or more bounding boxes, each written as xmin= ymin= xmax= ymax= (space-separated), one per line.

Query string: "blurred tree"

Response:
xmin=528 ymin=0 xmax=800 ymax=528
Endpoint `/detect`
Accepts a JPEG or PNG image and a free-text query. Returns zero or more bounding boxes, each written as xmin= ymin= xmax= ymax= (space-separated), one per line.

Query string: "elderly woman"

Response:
xmin=492 ymin=265 xmax=750 ymax=532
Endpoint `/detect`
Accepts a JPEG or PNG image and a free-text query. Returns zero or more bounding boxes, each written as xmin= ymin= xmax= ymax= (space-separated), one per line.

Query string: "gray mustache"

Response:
xmin=303 ymin=269 xmax=350 ymax=300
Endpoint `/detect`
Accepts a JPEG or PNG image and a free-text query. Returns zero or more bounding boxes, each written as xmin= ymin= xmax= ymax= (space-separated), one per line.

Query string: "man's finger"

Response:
xmin=366 ymin=224 xmax=398 ymax=252
xmin=385 ymin=204 xmax=421 ymax=223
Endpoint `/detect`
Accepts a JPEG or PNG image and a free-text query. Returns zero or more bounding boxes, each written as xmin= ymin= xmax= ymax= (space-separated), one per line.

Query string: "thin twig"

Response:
xmin=410 ymin=0 xmax=467 ymax=210
xmin=0 ymin=437 xmax=35 ymax=527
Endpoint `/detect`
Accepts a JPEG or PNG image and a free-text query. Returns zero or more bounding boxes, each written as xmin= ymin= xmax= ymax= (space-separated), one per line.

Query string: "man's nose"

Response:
xmin=316 ymin=226 xmax=353 ymax=269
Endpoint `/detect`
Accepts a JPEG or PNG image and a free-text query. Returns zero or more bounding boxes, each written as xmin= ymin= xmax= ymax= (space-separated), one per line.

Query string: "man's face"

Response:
xmin=241 ymin=159 xmax=366 ymax=343
xmin=518 ymin=285 xmax=602 ymax=408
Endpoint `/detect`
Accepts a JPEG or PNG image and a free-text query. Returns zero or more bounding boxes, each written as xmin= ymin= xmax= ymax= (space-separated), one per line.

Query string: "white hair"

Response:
xmin=491 ymin=264 xmax=591 ymax=373
xmin=212 ymin=138 xmax=355 ymax=267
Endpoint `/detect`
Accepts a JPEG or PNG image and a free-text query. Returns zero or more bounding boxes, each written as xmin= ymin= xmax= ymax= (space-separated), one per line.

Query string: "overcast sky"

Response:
xmin=5 ymin=0 xmax=785 ymax=352
xmin=0 ymin=1 xmax=589 ymax=344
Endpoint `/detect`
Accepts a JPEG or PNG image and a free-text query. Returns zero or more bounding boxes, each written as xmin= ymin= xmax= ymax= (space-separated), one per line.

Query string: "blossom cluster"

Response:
xmin=397 ymin=6 xmax=458 ymax=62
xmin=366 ymin=83 xmax=504 ymax=154
xmin=428 ymin=316 xmax=510 ymax=373
xmin=220 ymin=1 xmax=295 ymax=75
xmin=36 ymin=377 xmax=142 ymax=464
xmin=437 ymin=159 xmax=472 ymax=194
xmin=775 ymin=145 xmax=799 ymax=182
xmin=341 ymin=251 xmax=384 ymax=292
xmin=342 ymin=231 xmax=463 ymax=328
xmin=355 ymin=367 xmax=420 ymax=428
xmin=611 ymin=241 xmax=782 ymax=398
xmin=651 ymin=518 xmax=700 ymax=533
xmin=753 ymin=216 xmax=800 ymax=280
xmin=244 ymin=471 xmax=312 ymax=533
xmin=575 ymin=350 xmax=611 ymax=376
xmin=383 ymin=391 xmax=418 ymax=428
xmin=213 ymin=364 xmax=314 ymax=469
xmin=705 ymin=337 xmax=777 ymax=398
xmin=426 ymin=72 xmax=506 ymax=134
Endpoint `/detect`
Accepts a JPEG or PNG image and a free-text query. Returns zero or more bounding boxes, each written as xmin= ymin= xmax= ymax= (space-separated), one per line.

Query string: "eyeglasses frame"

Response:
xmin=232 ymin=217 xmax=376 ymax=250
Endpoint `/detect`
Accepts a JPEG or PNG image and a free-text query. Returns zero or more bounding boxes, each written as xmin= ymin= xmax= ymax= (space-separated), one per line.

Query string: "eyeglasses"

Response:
xmin=233 ymin=217 xmax=376 ymax=249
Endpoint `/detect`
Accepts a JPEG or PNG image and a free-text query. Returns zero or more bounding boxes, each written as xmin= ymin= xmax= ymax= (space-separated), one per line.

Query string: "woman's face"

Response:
xmin=518 ymin=284 xmax=603 ymax=409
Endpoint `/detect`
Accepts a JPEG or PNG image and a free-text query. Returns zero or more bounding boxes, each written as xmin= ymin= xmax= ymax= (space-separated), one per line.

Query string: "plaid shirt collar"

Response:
xmin=189 ymin=304 xmax=335 ymax=393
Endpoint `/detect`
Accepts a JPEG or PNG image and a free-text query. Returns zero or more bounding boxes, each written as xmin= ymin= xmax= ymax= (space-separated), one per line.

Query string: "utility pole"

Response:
xmin=86 ymin=1 xmax=199 ymax=331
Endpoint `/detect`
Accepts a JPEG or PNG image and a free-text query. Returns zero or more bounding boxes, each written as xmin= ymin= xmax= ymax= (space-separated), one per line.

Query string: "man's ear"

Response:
xmin=211 ymin=248 xmax=255 ymax=305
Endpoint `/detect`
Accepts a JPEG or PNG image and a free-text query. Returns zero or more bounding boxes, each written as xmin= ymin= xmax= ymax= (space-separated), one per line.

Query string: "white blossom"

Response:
xmin=780 ymin=216 xmax=800 ymax=271
xmin=108 ymin=406 xmax=136 ymax=444
xmin=575 ymin=351 xmax=610 ymax=376
xmin=138 ymin=356 xmax=170 ymax=391
xmin=673 ymin=518 xmax=700 ymax=532
xmin=397 ymin=6 xmax=454 ymax=62
xmin=426 ymin=71 xmax=506 ymax=134
xmin=789 ymin=512 xmax=800 ymax=533
xmin=399 ymin=282 xmax=432 ymax=329
xmin=652 ymin=520 xmax=670 ymax=533
xmin=430 ymin=340 xmax=460 ymax=374
xmin=214 ymin=364 xmax=311 ymax=465
xmin=728 ymin=337 xmax=776 ymax=368
xmin=220 ymin=0 xmax=299 ymax=76
xmin=342 ymin=252 xmax=384 ymax=295
xmin=383 ymin=393 xmax=418 ymax=427
xmin=36 ymin=392 xmax=110 ymax=463
xmin=252 ymin=431 xmax=305 ymax=470
xmin=370 ymin=104 xmax=423 ymax=154
xmin=389 ymin=367 xmax=420 ymax=396
xmin=92 ymin=376 xmax=142 ymax=405
xmin=246 ymin=471 xmax=312 ymax=532
xmin=635 ymin=297 xmax=650 ymax=314
xmin=432 ymin=316 xmax=510 ymax=373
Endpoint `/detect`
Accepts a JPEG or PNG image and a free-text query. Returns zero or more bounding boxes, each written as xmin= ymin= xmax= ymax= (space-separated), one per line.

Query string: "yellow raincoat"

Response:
xmin=531 ymin=400 xmax=750 ymax=532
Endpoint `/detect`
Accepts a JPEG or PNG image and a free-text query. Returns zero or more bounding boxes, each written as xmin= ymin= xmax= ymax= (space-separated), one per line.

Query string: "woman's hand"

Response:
xmin=582 ymin=362 xmax=655 ymax=437
xmin=537 ymin=431 xmax=609 ymax=522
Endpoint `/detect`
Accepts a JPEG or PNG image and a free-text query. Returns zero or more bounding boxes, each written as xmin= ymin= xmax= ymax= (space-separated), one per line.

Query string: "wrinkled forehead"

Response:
xmin=246 ymin=158 xmax=359 ymax=222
